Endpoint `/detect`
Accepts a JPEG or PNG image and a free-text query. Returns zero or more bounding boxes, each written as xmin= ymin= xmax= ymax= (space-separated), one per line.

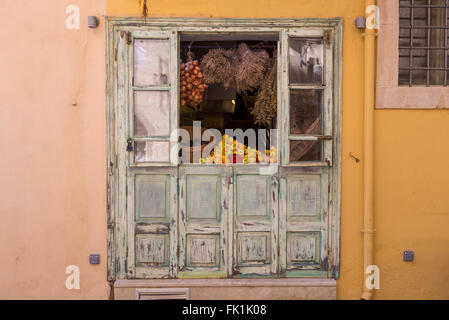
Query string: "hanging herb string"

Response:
xmin=251 ymin=57 xmax=277 ymax=126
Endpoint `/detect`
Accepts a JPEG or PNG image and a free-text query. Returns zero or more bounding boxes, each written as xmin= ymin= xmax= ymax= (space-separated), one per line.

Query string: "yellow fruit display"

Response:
xmin=201 ymin=134 xmax=278 ymax=164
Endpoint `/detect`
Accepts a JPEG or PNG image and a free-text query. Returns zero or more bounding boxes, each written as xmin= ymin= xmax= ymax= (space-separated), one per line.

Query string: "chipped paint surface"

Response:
xmin=187 ymin=235 xmax=219 ymax=266
xmin=136 ymin=235 xmax=168 ymax=265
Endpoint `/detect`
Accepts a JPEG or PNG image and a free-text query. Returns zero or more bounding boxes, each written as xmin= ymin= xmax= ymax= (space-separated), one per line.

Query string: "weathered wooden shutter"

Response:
xmin=278 ymin=28 xmax=333 ymax=276
xmin=116 ymin=29 xmax=179 ymax=278
xmin=279 ymin=167 xmax=329 ymax=276
xmin=232 ymin=167 xmax=279 ymax=276
xmin=178 ymin=166 xmax=230 ymax=278
xmin=127 ymin=168 xmax=177 ymax=278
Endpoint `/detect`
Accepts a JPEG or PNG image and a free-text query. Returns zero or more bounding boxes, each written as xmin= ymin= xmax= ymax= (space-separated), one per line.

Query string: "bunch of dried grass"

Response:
xmin=200 ymin=44 xmax=270 ymax=93
xmin=251 ymin=58 xmax=277 ymax=126
xmin=234 ymin=43 xmax=270 ymax=93
xmin=200 ymin=49 xmax=233 ymax=85
xmin=223 ymin=49 xmax=238 ymax=88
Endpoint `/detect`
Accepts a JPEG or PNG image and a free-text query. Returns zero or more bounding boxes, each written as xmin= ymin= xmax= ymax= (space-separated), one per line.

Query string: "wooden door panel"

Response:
xmin=178 ymin=166 xmax=229 ymax=277
xmin=186 ymin=234 xmax=220 ymax=268
xmin=127 ymin=167 xmax=177 ymax=278
xmin=135 ymin=175 xmax=168 ymax=219
xmin=187 ymin=175 xmax=220 ymax=220
xmin=280 ymin=167 xmax=329 ymax=276
xmin=236 ymin=175 xmax=269 ymax=217
xmin=287 ymin=231 xmax=321 ymax=265
xmin=237 ymin=232 xmax=271 ymax=265
xmin=135 ymin=234 xmax=169 ymax=266
xmin=233 ymin=168 xmax=279 ymax=276
xmin=287 ymin=175 xmax=321 ymax=217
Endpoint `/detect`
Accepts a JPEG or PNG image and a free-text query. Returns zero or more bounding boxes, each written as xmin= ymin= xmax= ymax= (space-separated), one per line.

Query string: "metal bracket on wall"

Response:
xmin=349 ymin=152 xmax=360 ymax=163
xmin=354 ymin=17 xmax=366 ymax=30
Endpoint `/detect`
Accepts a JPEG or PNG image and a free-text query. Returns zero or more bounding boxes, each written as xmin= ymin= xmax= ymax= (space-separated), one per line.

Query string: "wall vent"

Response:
xmin=134 ymin=288 xmax=190 ymax=300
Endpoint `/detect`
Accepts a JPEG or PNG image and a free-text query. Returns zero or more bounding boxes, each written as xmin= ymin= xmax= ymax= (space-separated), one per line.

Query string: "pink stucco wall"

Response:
xmin=0 ymin=0 xmax=108 ymax=299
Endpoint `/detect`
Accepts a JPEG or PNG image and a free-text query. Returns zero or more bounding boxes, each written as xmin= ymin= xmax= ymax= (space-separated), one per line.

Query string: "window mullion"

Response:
xmin=280 ymin=29 xmax=290 ymax=166
xmin=169 ymin=30 xmax=179 ymax=166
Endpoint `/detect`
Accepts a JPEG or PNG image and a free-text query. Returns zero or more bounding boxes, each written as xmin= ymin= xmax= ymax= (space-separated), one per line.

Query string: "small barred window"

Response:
xmin=399 ymin=0 xmax=449 ymax=86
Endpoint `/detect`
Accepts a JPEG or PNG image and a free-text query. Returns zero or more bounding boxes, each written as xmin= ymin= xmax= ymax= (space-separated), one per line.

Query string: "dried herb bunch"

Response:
xmin=251 ymin=58 xmax=277 ymax=126
xmin=234 ymin=43 xmax=270 ymax=93
xmin=222 ymin=49 xmax=237 ymax=88
xmin=200 ymin=49 xmax=233 ymax=85
xmin=200 ymin=44 xmax=270 ymax=92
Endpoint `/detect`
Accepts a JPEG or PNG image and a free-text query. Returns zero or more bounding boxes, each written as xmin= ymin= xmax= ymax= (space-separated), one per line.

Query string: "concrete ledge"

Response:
xmin=114 ymin=279 xmax=336 ymax=300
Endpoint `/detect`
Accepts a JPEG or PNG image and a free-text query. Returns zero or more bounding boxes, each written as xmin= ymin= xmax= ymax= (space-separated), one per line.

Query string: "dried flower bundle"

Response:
xmin=200 ymin=44 xmax=270 ymax=93
xmin=200 ymin=49 xmax=233 ymax=85
xmin=234 ymin=43 xmax=270 ymax=93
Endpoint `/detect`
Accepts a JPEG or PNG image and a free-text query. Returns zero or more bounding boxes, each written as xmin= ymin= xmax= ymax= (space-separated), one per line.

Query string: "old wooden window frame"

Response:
xmin=106 ymin=17 xmax=342 ymax=280
xmin=377 ymin=0 xmax=449 ymax=108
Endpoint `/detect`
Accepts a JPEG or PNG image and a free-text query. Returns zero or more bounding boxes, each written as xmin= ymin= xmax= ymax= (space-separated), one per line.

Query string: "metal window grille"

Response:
xmin=399 ymin=0 xmax=449 ymax=86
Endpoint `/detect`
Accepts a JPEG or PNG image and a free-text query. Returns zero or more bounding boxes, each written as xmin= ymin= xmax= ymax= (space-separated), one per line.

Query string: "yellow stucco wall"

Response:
xmin=0 ymin=0 xmax=447 ymax=299
xmin=375 ymin=110 xmax=449 ymax=299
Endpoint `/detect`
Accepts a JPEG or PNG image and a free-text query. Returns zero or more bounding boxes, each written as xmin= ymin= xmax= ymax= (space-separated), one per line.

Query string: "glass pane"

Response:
xmin=290 ymin=90 xmax=322 ymax=135
xmin=135 ymin=141 xmax=170 ymax=163
xmin=134 ymin=39 xmax=170 ymax=87
xmin=290 ymin=140 xmax=322 ymax=162
xmin=289 ymin=39 xmax=323 ymax=84
xmin=134 ymin=91 xmax=170 ymax=137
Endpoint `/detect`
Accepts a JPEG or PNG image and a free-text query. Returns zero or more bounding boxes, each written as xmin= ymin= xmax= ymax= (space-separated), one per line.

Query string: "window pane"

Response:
xmin=134 ymin=39 xmax=170 ymax=87
xmin=135 ymin=141 xmax=170 ymax=163
xmin=289 ymin=39 xmax=323 ymax=84
xmin=290 ymin=140 xmax=322 ymax=162
xmin=134 ymin=91 xmax=170 ymax=137
xmin=290 ymin=90 xmax=322 ymax=135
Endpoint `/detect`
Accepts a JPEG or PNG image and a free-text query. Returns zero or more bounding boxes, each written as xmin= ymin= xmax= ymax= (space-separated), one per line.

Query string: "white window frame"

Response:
xmin=105 ymin=17 xmax=343 ymax=280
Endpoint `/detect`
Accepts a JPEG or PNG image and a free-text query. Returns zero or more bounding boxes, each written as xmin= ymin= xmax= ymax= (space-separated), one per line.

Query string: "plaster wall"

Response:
xmin=0 ymin=0 xmax=448 ymax=300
